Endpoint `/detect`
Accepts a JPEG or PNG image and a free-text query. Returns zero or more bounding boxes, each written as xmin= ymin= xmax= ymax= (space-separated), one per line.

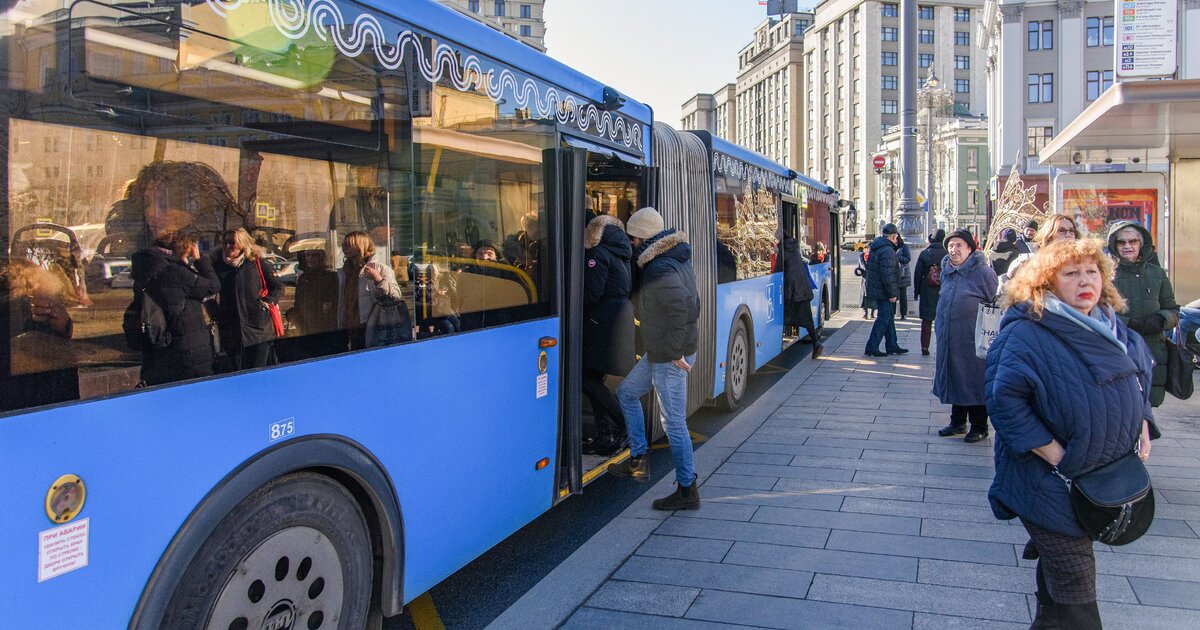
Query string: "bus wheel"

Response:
xmin=161 ymin=472 xmax=373 ymax=630
xmin=720 ymin=319 xmax=749 ymax=411
xmin=822 ymin=290 xmax=831 ymax=322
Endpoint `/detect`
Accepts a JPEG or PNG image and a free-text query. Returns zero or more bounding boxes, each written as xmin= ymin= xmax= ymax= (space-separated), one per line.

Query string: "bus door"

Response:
xmin=555 ymin=135 xmax=645 ymax=499
xmin=829 ymin=208 xmax=843 ymax=310
xmin=781 ymin=196 xmax=801 ymax=241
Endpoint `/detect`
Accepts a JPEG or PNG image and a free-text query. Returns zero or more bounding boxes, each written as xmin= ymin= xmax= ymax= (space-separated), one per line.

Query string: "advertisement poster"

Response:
xmin=1061 ymin=188 xmax=1158 ymax=239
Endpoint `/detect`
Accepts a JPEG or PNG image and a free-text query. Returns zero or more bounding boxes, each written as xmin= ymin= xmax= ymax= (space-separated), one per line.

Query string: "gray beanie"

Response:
xmin=626 ymin=207 xmax=665 ymax=239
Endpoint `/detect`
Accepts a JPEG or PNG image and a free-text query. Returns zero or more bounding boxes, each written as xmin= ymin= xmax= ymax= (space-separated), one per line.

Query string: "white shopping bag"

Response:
xmin=975 ymin=302 xmax=1003 ymax=359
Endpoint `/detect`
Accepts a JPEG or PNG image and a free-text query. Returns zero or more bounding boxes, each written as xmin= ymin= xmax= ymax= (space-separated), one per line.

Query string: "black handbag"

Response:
xmin=1054 ymin=451 xmax=1155 ymax=546
xmin=1165 ymin=325 xmax=1197 ymax=400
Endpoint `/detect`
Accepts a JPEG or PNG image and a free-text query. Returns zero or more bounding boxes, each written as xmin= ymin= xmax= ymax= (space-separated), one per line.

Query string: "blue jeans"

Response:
xmin=866 ymin=299 xmax=902 ymax=353
xmin=618 ymin=353 xmax=697 ymax=486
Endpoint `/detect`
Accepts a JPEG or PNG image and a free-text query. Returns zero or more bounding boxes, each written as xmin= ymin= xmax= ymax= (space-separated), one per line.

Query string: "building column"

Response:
xmin=998 ymin=4 xmax=1025 ymax=174
xmin=1058 ymin=0 xmax=1085 ymax=124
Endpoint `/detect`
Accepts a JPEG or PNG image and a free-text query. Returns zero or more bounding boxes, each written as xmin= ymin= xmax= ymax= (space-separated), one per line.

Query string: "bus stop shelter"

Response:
xmin=1040 ymin=79 xmax=1200 ymax=301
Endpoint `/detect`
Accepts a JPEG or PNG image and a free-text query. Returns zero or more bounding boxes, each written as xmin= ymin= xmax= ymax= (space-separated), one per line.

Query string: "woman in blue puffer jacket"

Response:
xmin=986 ymin=238 xmax=1158 ymax=629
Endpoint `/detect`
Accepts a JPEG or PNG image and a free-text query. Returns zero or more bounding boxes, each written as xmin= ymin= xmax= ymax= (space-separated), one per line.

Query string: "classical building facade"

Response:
xmin=734 ymin=12 xmax=813 ymax=173
xmin=681 ymin=85 xmax=737 ymax=139
xmin=979 ymin=0 xmax=1120 ymax=210
xmin=438 ymin=0 xmax=547 ymax=52
xmin=805 ymin=0 xmax=986 ymax=235
xmin=877 ymin=117 xmax=990 ymax=235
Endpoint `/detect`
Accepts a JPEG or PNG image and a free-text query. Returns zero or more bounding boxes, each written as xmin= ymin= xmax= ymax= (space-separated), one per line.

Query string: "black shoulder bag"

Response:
xmin=1053 ymin=451 xmax=1155 ymax=546
xmin=1165 ymin=324 xmax=1197 ymax=400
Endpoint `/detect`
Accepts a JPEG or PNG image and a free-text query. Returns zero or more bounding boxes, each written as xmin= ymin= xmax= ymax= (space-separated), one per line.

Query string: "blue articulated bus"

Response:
xmin=0 ymin=0 xmax=837 ymax=626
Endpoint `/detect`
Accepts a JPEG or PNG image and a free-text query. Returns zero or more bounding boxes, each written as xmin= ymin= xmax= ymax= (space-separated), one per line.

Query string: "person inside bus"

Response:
xmin=411 ymin=262 xmax=458 ymax=339
xmin=608 ymin=207 xmax=702 ymax=511
xmin=207 ymin=228 xmax=283 ymax=372
xmin=134 ymin=230 xmax=221 ymax=386
xmin=774 ymin=227 xmax=823 ymax=359
xmin=337 ymin=231 xmax=406 ymax=349
xmin=286 ymin=248 xmax=343 ymax=359
xmin=581 ymin=212 xmax=635 ymax=457
xmin=503 ymin=211 xmax=543 ymax=286
xmin=810 ymin=242 xmax=828 ymax=265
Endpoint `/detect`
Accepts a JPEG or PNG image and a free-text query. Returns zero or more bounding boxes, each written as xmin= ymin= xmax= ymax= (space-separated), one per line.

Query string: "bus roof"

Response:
xmin=794 ymin=172 xmax=836 ymax=195
xmin=364 ymin=0 xmax=653 ymax=127
xmin=688 ymin=131 xmax=794 ymax=180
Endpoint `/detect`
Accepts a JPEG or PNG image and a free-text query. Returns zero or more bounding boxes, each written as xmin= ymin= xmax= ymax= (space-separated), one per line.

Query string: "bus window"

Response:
xmin=714 ymin=170 xmax=779 ymax=283
xmin=404 ymin=81 xmax=557 ymax=331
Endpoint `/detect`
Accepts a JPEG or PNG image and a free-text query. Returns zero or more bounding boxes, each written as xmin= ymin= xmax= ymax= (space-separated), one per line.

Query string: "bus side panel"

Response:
xmin=0 ymin=319 xmax=559 ymax=624
xmin=810 ymin=262 xmax=832 ymax=327
xmin=711 ymin=274 xmax=784 ymax=399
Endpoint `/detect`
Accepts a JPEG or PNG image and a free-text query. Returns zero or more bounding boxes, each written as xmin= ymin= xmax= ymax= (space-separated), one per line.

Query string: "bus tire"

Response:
xmin=822 ymin=289 xmax=831 ymax=323
xmin=719 ymin=319 xmax=750 ymax=412
xmin=160 ymin=472 xmax=373 ymax=630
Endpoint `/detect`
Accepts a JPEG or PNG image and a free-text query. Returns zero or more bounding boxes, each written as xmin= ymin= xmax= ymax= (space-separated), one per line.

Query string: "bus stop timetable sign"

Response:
xmin=1116 ymin=0 xmax=1178 ymax=79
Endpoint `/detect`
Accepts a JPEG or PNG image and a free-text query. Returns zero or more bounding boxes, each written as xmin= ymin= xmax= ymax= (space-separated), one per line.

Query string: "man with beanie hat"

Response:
xmin=1016 ymin=219 xmax=1039 ymax=255
xmin=608 ymin=207 xmax=703 ymax=511
xmin=864 ymin=223 xmax=908 ymax=357
xmin=933 ymin=228 xmax=997 ymax=443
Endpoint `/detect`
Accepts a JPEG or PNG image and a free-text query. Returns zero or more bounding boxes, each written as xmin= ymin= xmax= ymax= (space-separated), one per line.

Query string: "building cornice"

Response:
xmin=998 ymin=4 xmax=1023 ymax=23
xmin=1057 ymin=0 xmax=1085 ymax=17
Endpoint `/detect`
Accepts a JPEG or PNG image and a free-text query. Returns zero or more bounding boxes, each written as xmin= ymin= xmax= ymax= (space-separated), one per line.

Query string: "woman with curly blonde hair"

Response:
xmin=207 ymin=227 xmax=282 ymax=370
xmin=986 ymin=238 xmax=1158 ymax=629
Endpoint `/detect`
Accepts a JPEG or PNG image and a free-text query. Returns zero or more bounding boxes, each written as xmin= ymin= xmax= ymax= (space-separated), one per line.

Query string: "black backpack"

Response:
xmin=123 ymin=281 xmax=172 ymax=350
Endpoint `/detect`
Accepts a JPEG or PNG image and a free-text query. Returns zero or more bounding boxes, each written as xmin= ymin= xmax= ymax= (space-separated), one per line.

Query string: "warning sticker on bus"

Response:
xmin=536 ymin=373 xmax=549 ymax=399
xmin=38 ymin=518 xmax=89 ymax=582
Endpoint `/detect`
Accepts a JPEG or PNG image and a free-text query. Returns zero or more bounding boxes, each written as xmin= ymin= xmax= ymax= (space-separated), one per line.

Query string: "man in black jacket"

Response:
xmin=607 ymin=207 xmax=702 ymax=511
xmin=864 ymin=223 xmax=908 ymax=357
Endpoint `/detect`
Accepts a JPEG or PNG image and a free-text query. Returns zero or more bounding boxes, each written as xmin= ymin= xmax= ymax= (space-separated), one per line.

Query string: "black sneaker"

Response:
xmin=607 ymin=454 xmax=648 ymax=481
xmin=887 ymin=348 xmax=910 ymax=355
xmin=591 ymin=434 xmax=627 ymax=458
xmin=865 ymin=350 xmax=888 ymax=357
xmin=964 ymin=430 xmax=990 ymax=444
xmin=652 ymin=477 xmax=701 ymax=511
xmin=938 ymin=423 xmax=968 ymax=437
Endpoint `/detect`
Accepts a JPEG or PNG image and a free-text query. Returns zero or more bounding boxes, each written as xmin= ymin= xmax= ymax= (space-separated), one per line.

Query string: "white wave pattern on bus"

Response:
xmin=203 ymin=0 xmax=643 ymax=150
xmin=713 ymin=153 xmax=792 ymax=194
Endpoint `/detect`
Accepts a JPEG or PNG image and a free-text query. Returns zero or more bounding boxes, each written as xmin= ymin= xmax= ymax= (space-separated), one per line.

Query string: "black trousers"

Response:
xmin=950 ymin=404 xmax=988 ymax=432
xmin=898 ymin=292 xmax=909 ymax=318
xmin=785 ymin=299 xmax=817 ymax=337
xmin=582 ymin=368 xmax=624 ymax=437
xmin=920 ymin=319 xmax=933 ymax=351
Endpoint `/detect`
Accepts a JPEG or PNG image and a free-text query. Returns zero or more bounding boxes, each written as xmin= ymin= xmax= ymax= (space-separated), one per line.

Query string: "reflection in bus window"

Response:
xmin=715 ymin=172 xmax=779 ymax=282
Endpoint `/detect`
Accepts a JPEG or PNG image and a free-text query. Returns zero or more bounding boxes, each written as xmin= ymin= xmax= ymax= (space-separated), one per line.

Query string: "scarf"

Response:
xmin=1044 ymin=294 xmax=1126 ymax=353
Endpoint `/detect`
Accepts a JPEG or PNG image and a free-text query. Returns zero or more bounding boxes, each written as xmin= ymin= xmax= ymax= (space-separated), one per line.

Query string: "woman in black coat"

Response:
xmin=133 ymin=231 xmax=220 ymax=385
xmin=773 ymin=231 xmax=822 ymax=358
xmin=582 ymin=214 xmax=636 ymax=456
xmin=913 ymin=229 xmax=947 ymax=356
xmin=208 ymin=227 xmax=283 ymax=371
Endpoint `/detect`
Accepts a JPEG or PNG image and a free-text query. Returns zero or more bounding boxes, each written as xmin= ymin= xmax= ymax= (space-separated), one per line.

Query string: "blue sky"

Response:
xmin=544 ymin=1 xmax=774 ymax=127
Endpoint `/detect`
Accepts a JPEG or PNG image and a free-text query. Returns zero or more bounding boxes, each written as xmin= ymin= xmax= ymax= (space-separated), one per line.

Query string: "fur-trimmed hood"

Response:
xmin=637 ymin=230 xmax=690 ymax=268
xmin=585 ymin=214 xmax=626 ymax=249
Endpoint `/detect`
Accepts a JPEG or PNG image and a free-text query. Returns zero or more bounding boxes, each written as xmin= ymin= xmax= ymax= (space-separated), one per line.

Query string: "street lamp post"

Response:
xmin=918 ymin=68 xmax=952 ymax=233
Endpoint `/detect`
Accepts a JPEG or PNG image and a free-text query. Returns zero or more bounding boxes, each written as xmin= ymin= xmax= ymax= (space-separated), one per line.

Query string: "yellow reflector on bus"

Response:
xmin=539 ymin=337 xmax=557 ymax=348
xmin=536 ymin=458 xmax=550 ymax=470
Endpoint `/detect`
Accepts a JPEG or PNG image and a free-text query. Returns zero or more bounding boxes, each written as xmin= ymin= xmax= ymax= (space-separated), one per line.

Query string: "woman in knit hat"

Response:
xmin=913 ymin=229 xmax=948 ymax=356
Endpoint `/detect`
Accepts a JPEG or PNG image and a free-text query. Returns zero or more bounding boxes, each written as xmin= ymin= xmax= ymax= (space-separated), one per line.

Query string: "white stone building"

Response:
xmin=438 ymin=0 xmax=547 ymax=52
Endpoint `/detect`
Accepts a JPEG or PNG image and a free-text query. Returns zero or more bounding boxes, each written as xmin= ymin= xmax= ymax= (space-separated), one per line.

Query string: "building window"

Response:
xmin=918 ymin=53 xmax=934 ymax=68
xmin=955 ymin=54 xmax=970 ymax=70
xmin=1103 ymin=16 xmax=1114 ymax=46
xmin=1027 ymin=74 xmax=1054 ymax=103
xmin=955 ymin=31 xmax=969 ymax=46
xmin=882 ymin=26 xmax=898 ymax=41
xmin=494 ymin=1 xmax=505 ymax=16
xmin=919 ymin=5 xmax=934 ymax=20
xmin=1087 ymin=70 xmax=1114 ymax=100
xmin=520 ymin=3 xmax=531 ymax=18
xmin=1028 ymin=21 xmax=1040 ymax=50
xmin=1027 ymin=126 xmax=1053 ymax=157
xmin=919 ymin=29 xmax=934 ymax=44
xmin=882 ymin=100 xmax=898 ymax=114
xmin=882 ymin=51 xmax=898 ymax=66
xmin=955 ymin=8 xmax=970 ymax=22
xmin=882 ymin=3 xmax=898 ymax=18
xmin=955 ymin=79 xmax=969 ymax=93
xmin=468 ymin=0 xmax=479 ymax=12
xmin=967 ymin=185 xmax=978 ymax=209
xmin=1088 ymin=17 xmax=1114 ymax=47
xmin=882 ymin=75 xmax=898 ymax=90
xmin=520 ymin=24 xmax=531 ymax=36
xmin=1042 ymin=21 xmax=1054 ymax=49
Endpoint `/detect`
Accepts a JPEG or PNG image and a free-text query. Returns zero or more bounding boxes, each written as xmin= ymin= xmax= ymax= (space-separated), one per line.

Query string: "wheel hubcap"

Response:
xmin=731 ymin=332 xmax=747 ymax=400
xmin=207 ymin=526 xmax=345 ymax=630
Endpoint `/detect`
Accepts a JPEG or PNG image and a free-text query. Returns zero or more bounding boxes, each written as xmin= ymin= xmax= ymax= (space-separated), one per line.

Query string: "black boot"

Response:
xmin=812 ymin=342 xmax=824 ymax=360
xmin=938 ymin=423 xmax=968 ymax=436
xmin=590 ymin=433 xmax=627 ymax=457
xmin=1031 ymin=562 xmax=1061 ymax=630
xmin=607 ymin=454 xmax=648 ymax=481
xmin=652 ymin=476 xmax=701 ymax=511
xmin=1055 ymin=602 xmax=1101 ymax=630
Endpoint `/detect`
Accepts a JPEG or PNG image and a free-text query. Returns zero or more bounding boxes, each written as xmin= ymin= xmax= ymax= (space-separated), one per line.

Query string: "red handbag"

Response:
xmin=255 ymin=258 xmax=285 ymax=338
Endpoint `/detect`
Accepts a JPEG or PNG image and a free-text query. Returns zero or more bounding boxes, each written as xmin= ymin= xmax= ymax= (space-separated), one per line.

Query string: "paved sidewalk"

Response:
xmin=488 ymin=314 xmax=1200 ymax=630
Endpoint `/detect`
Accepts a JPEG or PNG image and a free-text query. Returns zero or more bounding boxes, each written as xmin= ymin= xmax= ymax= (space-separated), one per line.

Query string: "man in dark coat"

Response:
xmin=1015 ymin=219 xmax=1039 ymax=255
xmin=581 ymin=214 xmax=636 ymax=456
xmin=608 ymin=208 xmax=702 ymax=511
xmin=895 ymin=235 xmax=913 ymax=320
xmin=913 ymin=229 xmax=947 ymax=356
xmin=772 ymin=230 xmax=822 ymax=359
xmin=133 ymin=234 xmax=220 ymax=385
xmin=933 ymin=229 xmax=998 ymax=443
xmin=1107 ymin=220 xmax=1180 ymax=406
xmin=864 ymin=223 xmax=907 ymax=357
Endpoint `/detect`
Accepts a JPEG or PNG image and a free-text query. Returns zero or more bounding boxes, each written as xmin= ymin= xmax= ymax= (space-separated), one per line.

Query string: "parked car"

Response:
xmin=273 ymin=260 xmax=300 ymax=286
xmin=86 ymin=257 xmax=132 ymax=288
xmin=109 ymin=268 xmax=134 ymax=289
xmin=840 ymin=239 xmax=869 ymax=252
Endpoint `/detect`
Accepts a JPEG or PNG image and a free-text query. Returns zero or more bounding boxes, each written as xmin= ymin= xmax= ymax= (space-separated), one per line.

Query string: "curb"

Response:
xmin=484 ymin=317 xmax=864 ymax=630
